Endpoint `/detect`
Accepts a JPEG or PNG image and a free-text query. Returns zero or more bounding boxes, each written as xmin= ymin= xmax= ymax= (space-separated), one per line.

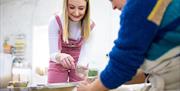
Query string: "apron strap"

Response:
xmin=55 ymin=15 xmax=63 ymax=50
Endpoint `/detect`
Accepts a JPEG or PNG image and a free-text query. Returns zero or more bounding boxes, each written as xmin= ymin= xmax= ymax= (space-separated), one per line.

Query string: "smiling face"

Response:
xmin=68 ymin=0 xmax=87 ymax=22
xmin=109 ymin=0 xmax=126 ymax=10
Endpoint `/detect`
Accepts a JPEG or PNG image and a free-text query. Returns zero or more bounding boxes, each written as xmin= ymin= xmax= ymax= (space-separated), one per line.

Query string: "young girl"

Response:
xmin=48 ymin=0 xmax=95 ymax=83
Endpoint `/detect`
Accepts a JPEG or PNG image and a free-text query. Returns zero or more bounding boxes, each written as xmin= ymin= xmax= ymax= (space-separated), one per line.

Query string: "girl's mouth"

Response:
xmin=72 ymin=15 xmax=81 ymax=18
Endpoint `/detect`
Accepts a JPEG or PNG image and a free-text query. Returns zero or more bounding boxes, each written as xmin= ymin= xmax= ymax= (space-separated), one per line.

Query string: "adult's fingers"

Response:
xmin=77 ymin=81 xmax=89 ymax=91
xmin=80 ymin=81 xmax=89 ymax=85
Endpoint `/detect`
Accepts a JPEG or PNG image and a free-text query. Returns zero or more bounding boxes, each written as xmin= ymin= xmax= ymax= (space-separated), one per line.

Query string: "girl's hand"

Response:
xmin=55 ymin=53 xmax=75 ymax=69
xmin=76 ymin=65 xmax=89 ymax=79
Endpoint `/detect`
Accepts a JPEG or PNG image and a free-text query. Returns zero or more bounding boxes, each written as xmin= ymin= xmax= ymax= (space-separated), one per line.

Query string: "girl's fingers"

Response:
xmin=68 ymin=56 xmax=75 ymax=62
xmin=58 ymin=53 xmax=75 ymax=69
xmin=67 ymin=56 xmax=75 ymax=69
xmin=61 ymin=59 xmax=68 ymax=68
xmin=62 ymin=57 xmax=75 ymax=69
xmin=82 ymin=66 xmax=88 ymax=70
xmin=65 ymin=57 xmax=72 ymax=68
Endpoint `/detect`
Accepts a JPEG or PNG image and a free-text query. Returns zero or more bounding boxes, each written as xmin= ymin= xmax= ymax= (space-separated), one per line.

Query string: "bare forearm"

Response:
xmin=125 ymin=69 xmax=146 ymax=84
xmin=77 ymin=78 xmax=109 ymax=91
xmin=89 ymin=78 xmax=109 ymax=91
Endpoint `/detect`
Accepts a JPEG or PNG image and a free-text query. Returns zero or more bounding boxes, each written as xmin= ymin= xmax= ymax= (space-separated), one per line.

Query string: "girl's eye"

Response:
xmin=79 ymin=8 xmax=84 ymax=10
xmin=69 ymin=6 xmax=75 ymax=9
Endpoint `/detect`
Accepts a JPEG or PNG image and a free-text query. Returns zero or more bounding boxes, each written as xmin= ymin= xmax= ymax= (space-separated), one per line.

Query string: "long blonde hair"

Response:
xmin=62 ymin=0 xmax=91 ymax=43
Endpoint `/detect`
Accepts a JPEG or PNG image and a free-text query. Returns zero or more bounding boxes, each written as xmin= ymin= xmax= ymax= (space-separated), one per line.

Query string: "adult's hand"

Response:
xmin=77 ymin=81 xmax=92 ymax=91
xmin=77 ymin=78 xmax=109 ymax=91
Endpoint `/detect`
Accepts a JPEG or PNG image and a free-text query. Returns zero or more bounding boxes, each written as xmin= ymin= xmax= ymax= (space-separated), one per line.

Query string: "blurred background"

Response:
xmin=0 ymin=0 xmax=120 ymax=88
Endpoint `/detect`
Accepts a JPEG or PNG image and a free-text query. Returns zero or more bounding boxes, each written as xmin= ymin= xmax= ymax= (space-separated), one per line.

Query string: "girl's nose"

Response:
xmin=113 ymin=6 xmax=117 ymax=10
xmin=75 ymin=10 xmax=79 ymax=16
xmin=112 ymin=4 xmax=116 ymax=10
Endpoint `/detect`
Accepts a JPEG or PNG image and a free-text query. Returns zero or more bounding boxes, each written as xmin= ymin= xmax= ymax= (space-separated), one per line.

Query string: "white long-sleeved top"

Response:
xmin=48 ymin=15 xmax=82 ymax=61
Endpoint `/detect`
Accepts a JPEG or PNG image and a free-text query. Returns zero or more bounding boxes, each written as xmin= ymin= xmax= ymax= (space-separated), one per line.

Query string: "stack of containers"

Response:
xmin=14 ymin=34 xmax=26 ymax=66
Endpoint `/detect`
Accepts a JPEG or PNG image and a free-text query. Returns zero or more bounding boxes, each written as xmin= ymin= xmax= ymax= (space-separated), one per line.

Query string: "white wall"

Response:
xmin=0 ymin=0 xmax=36 ymax=62
xmin=79 ymin=0 xmax=120 ymax=71
xmin=0 ymin=0 xmax=61 ymax=60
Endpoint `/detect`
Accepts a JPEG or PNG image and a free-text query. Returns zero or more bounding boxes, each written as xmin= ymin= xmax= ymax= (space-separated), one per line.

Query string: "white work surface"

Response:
xmin=72 ymin=83 xmax=150 ymax=91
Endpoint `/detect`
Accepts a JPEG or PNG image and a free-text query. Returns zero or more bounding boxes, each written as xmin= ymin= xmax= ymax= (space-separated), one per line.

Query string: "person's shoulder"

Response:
xmin=122 ymin=0 xmax=157 ymax=20
xmin=49 ymin=13 xmax=64 ymax=26
xmin=90 ymin=19 xmax=95 ymax=30
xmin=48 ymin=13 xmax=64 ymax=31
xmin=49 ymin=13 xmax=61 ymax=22
xmin=90 ymin=19 xmax=95 ymax=25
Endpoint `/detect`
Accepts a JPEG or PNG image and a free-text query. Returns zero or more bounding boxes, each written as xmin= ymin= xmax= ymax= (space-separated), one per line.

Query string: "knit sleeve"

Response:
xmin=100 ymin=0 xmax=158 ymax=89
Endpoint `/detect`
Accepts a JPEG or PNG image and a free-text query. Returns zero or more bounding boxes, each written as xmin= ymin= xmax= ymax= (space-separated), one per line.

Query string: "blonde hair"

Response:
xmin=62 ymin=0 xmax=91 ymax=43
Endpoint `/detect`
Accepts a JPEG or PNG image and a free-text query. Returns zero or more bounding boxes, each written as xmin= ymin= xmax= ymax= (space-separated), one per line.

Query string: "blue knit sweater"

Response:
xmin=100 ymin=0 xmax=180 ymax=89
